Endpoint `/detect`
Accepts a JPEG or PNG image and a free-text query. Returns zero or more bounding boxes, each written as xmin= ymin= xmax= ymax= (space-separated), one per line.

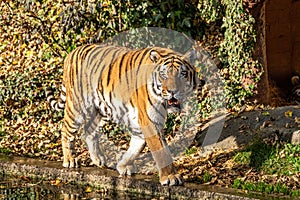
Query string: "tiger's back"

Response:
xmin=62 ymin=45 xmax=129 ymax=122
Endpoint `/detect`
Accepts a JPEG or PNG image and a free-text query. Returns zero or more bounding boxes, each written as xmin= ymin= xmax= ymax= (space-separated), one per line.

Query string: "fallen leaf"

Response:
xmin=50 ymin=179 xmax=61 ymax=186
xmin=85 ymin=186 xmax=92 ymax=193
xmin=261 ymin=111 xmax=270 ymax=116
xmin=285 ymin=110 xmax=293 ymax=118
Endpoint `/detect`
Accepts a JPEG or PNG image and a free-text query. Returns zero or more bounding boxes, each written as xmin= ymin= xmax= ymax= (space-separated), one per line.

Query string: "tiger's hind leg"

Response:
xmin=82 ymin=113 xmax=106 ymax=167
xmin=61 ymin=104 xmax=105 ymax=168
xmin=117 ymin=135 xmax=146 ymax=176
xmin=61 ymin=122 xmax=79 ymax=168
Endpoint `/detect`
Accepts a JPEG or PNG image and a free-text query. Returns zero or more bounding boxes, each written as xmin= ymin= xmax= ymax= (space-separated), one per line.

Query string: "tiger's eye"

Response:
xmin=181 ymin=71 xmax=187 ymax=78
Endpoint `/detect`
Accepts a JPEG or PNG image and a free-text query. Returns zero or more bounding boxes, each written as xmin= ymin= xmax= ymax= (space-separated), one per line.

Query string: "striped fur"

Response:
xmin=290 ymin=75 xmax=300 ymax=104
xmin=47 ymin=44 xmax=198 ymax=186
xmin=46 ymin=86 xmax=66 ymax=111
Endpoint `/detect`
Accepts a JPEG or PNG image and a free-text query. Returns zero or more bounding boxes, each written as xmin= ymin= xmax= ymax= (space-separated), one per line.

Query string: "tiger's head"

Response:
xmin=149 ymin=48 xmax=198 ymax=114
xmin=290 ymin=75 xmax=300 ymax=104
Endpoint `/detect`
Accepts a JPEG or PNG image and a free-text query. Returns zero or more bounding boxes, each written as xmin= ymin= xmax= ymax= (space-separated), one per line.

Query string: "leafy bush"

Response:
xmin=219 ymin=0 xmax=263 ymax=107
xmin=0 ymin=0 xmax=263 ymax=159
xmin=233 ymin=179 xmax=299 ymax=196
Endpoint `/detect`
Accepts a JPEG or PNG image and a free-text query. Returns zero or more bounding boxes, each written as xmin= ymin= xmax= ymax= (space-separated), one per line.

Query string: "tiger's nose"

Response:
xmin=167 ymin=89 xmax=179 ymax=95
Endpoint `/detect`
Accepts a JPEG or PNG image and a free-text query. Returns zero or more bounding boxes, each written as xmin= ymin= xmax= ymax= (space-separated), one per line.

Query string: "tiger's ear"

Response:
xmin=183 ymin=48 xmax=197 ymax=64
xmin=150 ymin=50 xmax=161 ymax=63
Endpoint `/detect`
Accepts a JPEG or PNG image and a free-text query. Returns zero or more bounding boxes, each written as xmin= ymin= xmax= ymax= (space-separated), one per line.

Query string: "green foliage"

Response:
xmin=0 ymin=0 xmax=261 ymax=115
xmin=0 ymin=131 xmax=7 ymax=137
xmin=234 ymin=142 xmax=300 ymax=176
xmin=262 ymin=143 xmax=300 ymax=176
xmin=0 ymin=148 xmax=12 ymax=154
xmin=198 ymin=0 xmax=223 ymax=23
xmin=233 ymin=151 xmax=251 ymax=165
xmin=232 ymin=179 xmax=299 ymax=196
xmin=164 ymin=114 xmax=179 ymax=136
xmin=231 ymin=141 xmax=300 ymax=195
xmin=219 ymin=0 xmax=263 ymax=107
xmin=185 ymin=146 xmax=198 ymax=156
xmin=202 ymin=171 xmax=212 ymax=183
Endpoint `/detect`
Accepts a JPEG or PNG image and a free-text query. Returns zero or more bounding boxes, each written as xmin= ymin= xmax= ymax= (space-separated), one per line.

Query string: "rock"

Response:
xmin=291 ymin=130 xmax=300 ymax=144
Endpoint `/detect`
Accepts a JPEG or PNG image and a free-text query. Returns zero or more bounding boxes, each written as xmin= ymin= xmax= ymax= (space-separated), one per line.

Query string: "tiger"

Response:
xmin=290 ymin=75 xmax=300 ymax=104
xmin=46 ymin=44 xmax=198 ymax=186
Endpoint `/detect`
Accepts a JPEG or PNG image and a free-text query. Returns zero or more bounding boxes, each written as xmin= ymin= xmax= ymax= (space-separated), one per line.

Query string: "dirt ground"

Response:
xmin=175 ymin=105 xmax=300 ymax=191
xmin=197 ymin=105 xmax=300 ymax=151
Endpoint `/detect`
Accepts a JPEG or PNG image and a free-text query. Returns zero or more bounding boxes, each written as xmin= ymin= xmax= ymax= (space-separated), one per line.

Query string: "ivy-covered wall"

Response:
xmin=0 ymin=0 xmax=263 ymax=157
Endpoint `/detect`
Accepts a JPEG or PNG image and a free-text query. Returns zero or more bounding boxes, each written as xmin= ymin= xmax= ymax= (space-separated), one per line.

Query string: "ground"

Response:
xmin=175 ymin=105 xmax=300 ymax=196
xmin=1 ymin=105 xmax=300 ymax=196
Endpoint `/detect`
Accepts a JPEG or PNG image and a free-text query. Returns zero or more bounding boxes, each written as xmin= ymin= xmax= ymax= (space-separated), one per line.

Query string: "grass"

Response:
xmin=0 ymin=131 xmax=7 ymax=137
xmin=0 ymin=130 xmax=12 ymax=154
xmin=232 ymin=141 xmax=300 ymax=196
xmin=202 ymin=171 xmax=212 ymax=183
xmin=185 ymin=146 xmax=198 ymax=156
xmin=233 ymin=141 xmax=300 ymax=176
xmin=262 ymin=143 xmax=300 ymax=176
xmin=232 ymin=179 xmax=300 ymax=196
xmin=0 ymin=148 xmax=12 ymax=154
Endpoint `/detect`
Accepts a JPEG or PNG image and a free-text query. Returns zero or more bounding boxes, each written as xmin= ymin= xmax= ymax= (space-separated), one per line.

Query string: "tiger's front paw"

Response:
xmin=159 ymin=164 xmax=184 ymax=186
xmin=63 ymin=156 xmax=79 ymax=168
xmin=160 ymin=173 xmax=183 ymax=186
xmin=116 ymin=163 xmax=136 ymax=176
xmin=90 ymin=153 xmax=106 ymax=167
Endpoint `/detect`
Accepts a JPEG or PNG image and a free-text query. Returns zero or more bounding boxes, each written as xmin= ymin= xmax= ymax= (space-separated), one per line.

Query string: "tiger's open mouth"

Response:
xmin=166 ymin=97 xmax=181 ymax=112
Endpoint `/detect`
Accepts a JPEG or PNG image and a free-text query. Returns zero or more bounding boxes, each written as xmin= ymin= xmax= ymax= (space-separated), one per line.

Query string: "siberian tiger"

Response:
xmin=290 ymin=75 xmax=300 ymax=104
xmin=46 ymin=44 xmax=198 ymax=186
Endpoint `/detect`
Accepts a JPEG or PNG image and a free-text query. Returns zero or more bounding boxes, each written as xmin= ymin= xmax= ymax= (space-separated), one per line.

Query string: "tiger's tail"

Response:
xmin=46 ymin=86 xmax=66 ymax=112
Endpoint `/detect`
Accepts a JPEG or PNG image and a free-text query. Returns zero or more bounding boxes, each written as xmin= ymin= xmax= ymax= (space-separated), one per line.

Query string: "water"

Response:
xmin=0 ymin=174 xmax=156 ymax=200
xmin=1 ymin=174 xmax=295 ymax=200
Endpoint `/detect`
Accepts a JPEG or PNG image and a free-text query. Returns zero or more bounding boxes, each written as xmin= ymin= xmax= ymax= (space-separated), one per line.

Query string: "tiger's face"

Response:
xmin=150 ymin=49 xmax=198 ymax=114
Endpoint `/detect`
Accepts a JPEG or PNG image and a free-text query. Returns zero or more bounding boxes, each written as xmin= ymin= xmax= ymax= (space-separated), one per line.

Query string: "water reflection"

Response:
xmin=0 ymin=174 xmax=156 ymax=200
